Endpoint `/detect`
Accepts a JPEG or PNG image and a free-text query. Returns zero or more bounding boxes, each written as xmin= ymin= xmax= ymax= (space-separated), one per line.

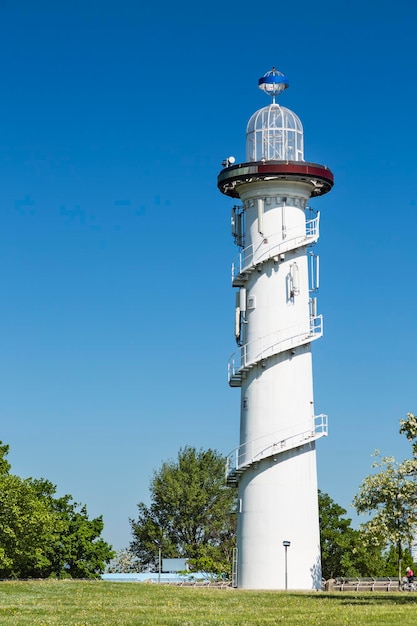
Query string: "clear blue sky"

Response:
xmin=1 ymin=0 xmax=416 ymax=551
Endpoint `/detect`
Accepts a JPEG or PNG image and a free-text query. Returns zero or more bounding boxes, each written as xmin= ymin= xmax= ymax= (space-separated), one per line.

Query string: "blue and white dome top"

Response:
xmin=246 ymin=68 xmax=304 ymax=162
xmin=258 ymin=67 xmax=289 ymax=103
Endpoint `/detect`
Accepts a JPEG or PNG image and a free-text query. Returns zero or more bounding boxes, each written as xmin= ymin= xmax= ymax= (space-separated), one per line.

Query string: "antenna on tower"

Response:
xmin=258 ymin=67 xmax=289 ymax=104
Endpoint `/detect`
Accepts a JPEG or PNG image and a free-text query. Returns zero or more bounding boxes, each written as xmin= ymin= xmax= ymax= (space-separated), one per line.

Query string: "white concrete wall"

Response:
xmin=237 ymin=446 xmax=321 ymax=589
xmin=233 ymin=179 xmax=322 ymax=590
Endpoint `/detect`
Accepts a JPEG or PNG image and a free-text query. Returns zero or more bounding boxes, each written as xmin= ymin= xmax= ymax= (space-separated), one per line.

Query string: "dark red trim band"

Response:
xmin=218 ymin=161 xmax=334 ymax=198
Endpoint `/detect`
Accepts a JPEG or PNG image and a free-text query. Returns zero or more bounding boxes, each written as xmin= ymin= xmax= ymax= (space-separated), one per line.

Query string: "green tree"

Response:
xmin=0 ymin=442 xmax=114 ymax=579
xmin=399 ymin=413 xmax=417 ymax=455
xmin=58 ymin=499 xmax=113 ymax=579
xmin=319 ymin=490 xmax=354 ymax=579
xmin=0 ymin=441 xmax=11 ymax=475
xmin=32 ymin=483 xmax=115 ymax=579
xmin=0 ymin=474 xmax=57 ymax=578
xmin=130 ymin=446 xmax=237 ymax=576
xmin=319 ymin=490 xmax=384 ymax=579
xmin=353 ymin=449 xmax=417 ymax=584
xmin=381 ymin=544 xmax=415 ymax=577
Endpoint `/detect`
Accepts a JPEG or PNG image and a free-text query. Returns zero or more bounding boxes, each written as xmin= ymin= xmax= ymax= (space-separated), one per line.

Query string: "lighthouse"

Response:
xmin=218 ymin=68 xmax=334 ymax=590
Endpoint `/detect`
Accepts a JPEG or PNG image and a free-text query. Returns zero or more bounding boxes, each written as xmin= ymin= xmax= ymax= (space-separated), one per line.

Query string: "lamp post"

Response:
xmin=155 ymin=541 xmax=162 ymax=584
xmin=283 ymin=541 xmax=291 ymax=590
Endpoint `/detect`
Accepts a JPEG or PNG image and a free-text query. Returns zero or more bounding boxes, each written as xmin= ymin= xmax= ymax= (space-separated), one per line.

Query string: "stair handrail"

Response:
xmin=231 ymin=214 xmax=320 ymax=282
xmin=226 ymin=414 xmax=328 ymax=479
xmin=228 ymin=315 xmax=323 ymax=381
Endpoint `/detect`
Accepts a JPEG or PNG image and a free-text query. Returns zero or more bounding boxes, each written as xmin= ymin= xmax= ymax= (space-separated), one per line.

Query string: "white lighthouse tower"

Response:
xmin=218 ymin=68 xmax=334 ymax=590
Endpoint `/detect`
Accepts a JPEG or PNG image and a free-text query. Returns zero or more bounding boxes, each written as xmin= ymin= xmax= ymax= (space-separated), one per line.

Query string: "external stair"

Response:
xmin=232 ymin=214 xmax=319 ymax=287
xmin=228 ymin=316 xmax=323 ymax=387
xmin=226 ymin=415 xmax=328 ymax=486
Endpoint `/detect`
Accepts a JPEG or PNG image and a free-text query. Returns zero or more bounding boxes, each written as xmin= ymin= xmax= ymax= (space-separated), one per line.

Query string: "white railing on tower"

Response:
xmin=226 ymin=414 xmax=328 ymax=479
xmin=231 ymin=214 xmax=320 ymax=283
xmin=228 ymin=315 xmax=323 ymax=381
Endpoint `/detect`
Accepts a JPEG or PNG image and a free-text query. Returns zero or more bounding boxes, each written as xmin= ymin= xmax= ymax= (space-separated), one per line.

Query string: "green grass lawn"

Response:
xmin=0 ymin=580 xmax=416 ymax=625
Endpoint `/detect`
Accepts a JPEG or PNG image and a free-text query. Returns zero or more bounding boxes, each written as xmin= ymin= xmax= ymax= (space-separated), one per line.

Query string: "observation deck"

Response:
xmin=218 ymin=160 xmax=334 ymax=199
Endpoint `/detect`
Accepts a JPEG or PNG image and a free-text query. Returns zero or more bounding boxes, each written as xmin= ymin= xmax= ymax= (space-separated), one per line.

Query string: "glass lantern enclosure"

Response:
xmin=246 ymin=104 xmax=304 ymax=162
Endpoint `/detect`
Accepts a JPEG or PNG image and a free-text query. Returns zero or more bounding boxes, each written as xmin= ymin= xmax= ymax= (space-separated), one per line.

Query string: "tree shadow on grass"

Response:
xmin=296 ymin=593 xmax=417 ymax=606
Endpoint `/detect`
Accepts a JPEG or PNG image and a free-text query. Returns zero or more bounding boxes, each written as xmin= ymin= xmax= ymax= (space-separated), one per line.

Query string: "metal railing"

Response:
xmin=228 ymin=315 xmax=323 ymax=382
xmin=231 ymin=214 xmax=320 ymax=283
xmin=226 ymin=414 xmax=328 ymax=479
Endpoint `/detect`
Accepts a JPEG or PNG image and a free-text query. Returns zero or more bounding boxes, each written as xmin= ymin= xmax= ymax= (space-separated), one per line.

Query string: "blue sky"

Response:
xmin=0 ymin=0 xmax=416 ymax=550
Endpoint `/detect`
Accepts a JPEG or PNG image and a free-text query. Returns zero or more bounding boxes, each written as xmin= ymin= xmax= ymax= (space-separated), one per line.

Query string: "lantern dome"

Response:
xmin=246 ymin=103 xmax=304 ymax=162
xmin=246 ymin=68 xmax=304 ymax=162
